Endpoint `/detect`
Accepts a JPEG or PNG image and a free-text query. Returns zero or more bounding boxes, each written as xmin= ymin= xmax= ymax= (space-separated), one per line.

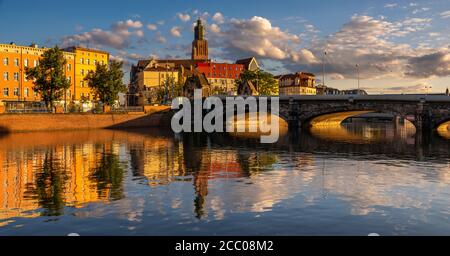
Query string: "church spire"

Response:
xmin=192 ymin=18 xmax=208 ymax=61
xmin=194 ymin=18 xmax=205 ymax=40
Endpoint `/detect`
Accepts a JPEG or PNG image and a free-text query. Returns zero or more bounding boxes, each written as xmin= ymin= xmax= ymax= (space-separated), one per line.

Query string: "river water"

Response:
xmin=1 ymin=122 xmax=450 ymax=235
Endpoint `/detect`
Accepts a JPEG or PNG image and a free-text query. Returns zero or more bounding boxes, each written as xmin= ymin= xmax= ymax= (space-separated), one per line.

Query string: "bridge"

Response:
xmin=213 ymin=94 xmax=450 ymax=131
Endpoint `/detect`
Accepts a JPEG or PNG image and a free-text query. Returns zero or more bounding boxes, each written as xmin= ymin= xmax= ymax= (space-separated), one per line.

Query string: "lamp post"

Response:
xmin=322 ymin=51 xmax=327 ymax=87
xmin=356 ymin=64 xmax=360 ymax=94
xmin=425 ymin=85 xmax=432 ymax=95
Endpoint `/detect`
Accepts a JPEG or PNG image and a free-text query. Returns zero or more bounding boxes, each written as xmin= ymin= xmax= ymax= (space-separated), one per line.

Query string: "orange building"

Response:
xmin=0 ymin=43 xmax=75 ymax=103
xmin=63 ymin=46 xmax=109 ymax=102
xmin=0 ymin=43 xmax=109 ymax=105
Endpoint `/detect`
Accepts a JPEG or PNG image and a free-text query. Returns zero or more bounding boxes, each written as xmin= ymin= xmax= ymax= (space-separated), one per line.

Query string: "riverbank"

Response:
xmin=0 ymin=106 xmax=171 ymax=133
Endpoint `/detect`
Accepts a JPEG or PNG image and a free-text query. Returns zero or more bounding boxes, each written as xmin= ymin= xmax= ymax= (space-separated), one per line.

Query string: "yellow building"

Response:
xmin=278 ymin=72 xmax=317 ymax=95
xmin=63 ymin=46 xmax=109 ymax=102
xmin=0 ymin=43 xmax=75 ymax=103
xmin=130 ymin=60 xmax=182 ymax=104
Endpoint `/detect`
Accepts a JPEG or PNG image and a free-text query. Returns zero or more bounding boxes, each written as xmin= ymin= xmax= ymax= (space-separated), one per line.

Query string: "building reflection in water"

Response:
xmin=1 ymin=123 xmax=450 ymax=231
xmin=0 ymin=131 xmax=126 ymax=223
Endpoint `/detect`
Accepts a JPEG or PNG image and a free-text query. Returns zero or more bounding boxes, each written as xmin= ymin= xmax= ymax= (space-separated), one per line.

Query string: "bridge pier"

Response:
xmin=415 ymin=102 xmax=432 ymax=132
xmin=288 ymin=97 xmax=301 ymax=129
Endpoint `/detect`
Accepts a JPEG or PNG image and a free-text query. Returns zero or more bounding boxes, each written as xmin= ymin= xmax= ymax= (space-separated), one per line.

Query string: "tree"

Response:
xmin=84 ymin=60 xmax=127 ymax=106
xmin=153 ymin=76 xmax=184 ymax=104
xmin=25 ymin=46 xmax=71 ymax=110
xmin=236 ymin=70 xmax=279 ymax=95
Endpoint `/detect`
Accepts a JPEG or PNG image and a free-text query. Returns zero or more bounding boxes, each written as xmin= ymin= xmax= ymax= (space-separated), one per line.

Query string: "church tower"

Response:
xmin=192 ymin=19 xmax=209 ymax=61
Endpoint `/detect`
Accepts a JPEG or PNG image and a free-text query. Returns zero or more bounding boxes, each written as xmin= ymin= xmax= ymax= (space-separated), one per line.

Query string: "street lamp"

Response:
xmin=425 ymin=85 xmax=432 ymax=95
xmin=355 ymin=64 xmax=360 ymax=94
xmin=322 ymin=51 xmax=327 ymax=87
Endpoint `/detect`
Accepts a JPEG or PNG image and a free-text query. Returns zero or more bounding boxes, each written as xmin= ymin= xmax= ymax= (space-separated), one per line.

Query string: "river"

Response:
xmin=1 ymin=122 xmax=450 ymax=235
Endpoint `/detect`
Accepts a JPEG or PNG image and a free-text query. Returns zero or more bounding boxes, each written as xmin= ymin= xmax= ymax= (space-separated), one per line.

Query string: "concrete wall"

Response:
xmin=0 ymin=106 xmax=172 ymax=133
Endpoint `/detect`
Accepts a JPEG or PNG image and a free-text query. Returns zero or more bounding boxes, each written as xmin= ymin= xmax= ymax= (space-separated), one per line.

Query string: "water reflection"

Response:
xmin=1 ymin=125 xmax=450 ymax=235
xmin=0 ymin=134 xmax=127 ymax=222
xmin=310 ymin=121 xmax=416 ymax=144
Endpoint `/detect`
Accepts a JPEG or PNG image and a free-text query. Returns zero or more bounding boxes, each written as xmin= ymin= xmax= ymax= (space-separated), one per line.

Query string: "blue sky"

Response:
xmin=1 ymin=0 xmax=449 ymax=93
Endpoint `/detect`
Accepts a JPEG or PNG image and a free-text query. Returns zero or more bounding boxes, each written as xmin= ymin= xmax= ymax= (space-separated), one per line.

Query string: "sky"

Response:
xmin=1 ymin=0 xmax=449 ymax=93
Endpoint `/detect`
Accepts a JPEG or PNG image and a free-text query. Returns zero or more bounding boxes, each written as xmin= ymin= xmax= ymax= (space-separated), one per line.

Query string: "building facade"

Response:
xmin=0 ymin=43 xmax=109 ymax=106
xmin=236 ymin=57 xmax=259 ymax=72
xmin=278 ymin=72 xmax=317 ymax=95
xmin=63 ymin=46 xmax=109 ymax=102
xmin=0 ymin=43 xmax=75 ymax=103
xmin=196 ymin=62 xmax=244 ymax=94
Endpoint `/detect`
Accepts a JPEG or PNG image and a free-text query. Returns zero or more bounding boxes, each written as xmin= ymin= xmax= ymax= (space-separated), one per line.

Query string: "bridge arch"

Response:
xmin=304 ymin=110 xmax=416 ymax=129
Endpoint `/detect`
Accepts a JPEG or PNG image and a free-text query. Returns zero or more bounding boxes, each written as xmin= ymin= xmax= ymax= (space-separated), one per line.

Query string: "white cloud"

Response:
xmin=170 ymin=26 xmax=182 ymax=37
xmin=209 ymin=23 xmax=221 ymax=34
xmin=291 ymin=49 xmax=319 ymax=64
xmin=212 ymin=12 xmax=225 ymax=24
xmin=384 ymin=3 xmax=398 ymax=8
xmin=61 ymin=19 xmax=144 ymax=49
xmin=147 ymin=24 xmax=157 ymax=31
xmin=212 ymin=16 xmax=300 ymax=60
xmin=330 ymin=73 xmax=345 ymax=80
xmin=155 ymin=32 xmax=167 ymax=43
xmin=440 ymin=10 xmax=450 ymax=19
xmin=429 ymin=32 xmax=440 ymax=37
xmin=177 ymin=13 xmax=191 ymax=22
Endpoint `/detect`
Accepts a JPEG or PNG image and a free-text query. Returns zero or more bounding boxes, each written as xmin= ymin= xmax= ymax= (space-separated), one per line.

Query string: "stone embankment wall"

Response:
xmin=0 ymin=106 xmax=171 ymax=133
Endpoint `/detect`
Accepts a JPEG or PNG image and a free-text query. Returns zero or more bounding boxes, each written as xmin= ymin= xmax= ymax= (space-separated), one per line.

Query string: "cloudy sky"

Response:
xmin=1 ymin=0 xmax=449 ymax=93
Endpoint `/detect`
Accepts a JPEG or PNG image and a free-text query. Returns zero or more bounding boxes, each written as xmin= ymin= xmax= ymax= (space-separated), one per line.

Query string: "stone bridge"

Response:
xmin=214 ymin=94 xmax=450 ymax=131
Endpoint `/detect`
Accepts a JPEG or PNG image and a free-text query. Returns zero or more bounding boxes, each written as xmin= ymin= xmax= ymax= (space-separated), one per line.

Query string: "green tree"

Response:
xmin=25 ymin=46 xmax=71 ymax=110
xmin=84 ymin=60 xmax=127 ymax=106
xmin=154 ymin=76 xmax=184 ymax=104
xmin=90 ymin=147 xmax=124 ymax=201
xmin=236 ymin=70 xmax=279 ymax=95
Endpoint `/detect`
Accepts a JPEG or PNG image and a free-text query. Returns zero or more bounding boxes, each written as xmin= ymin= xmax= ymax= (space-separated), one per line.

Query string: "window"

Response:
xmin=14 ymin=58 xmax=19 ymax=66
xmin=14 ymin=72 xmax=19 ymax=81
xmin=3 ymin=88 xmax=9 ymax=96
xmin=93 ymin=60 xmax=97 ymax=65
xmin=3 ymin=72 xmax=8 ymax=81
xmin=81 ymin=69 xmax=84 ymax=75
xmin=24 ymin=59 xmax=29 ymax=67
xmin=100 ymin=61 xmax=104 ymax=65
xmin=24 ymin=88 xmax=29 ymax=97
xmin=80 ymin=58 xmax=84 ymax=64
xmin=86 ymin=59 xmax=90 ymax=65
xmin=68 ymin=64 xmax=71 ymax=71
xmin=80 ymin=81 xmax=84 ymax=87
xmin=14 ymin=87 xmax=19 ymax=96
xmin=34 ymin=60 xmax=38 ymax=67
xmin=3 ymin=58 xmax=8 ymax=66
xmin=34 ymin=90 xmax=38 ymax=97
xmin=67 ymin=76 xmax=71 ymax=83
xmin=24 ymin=74 xmax=28 ymax=82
